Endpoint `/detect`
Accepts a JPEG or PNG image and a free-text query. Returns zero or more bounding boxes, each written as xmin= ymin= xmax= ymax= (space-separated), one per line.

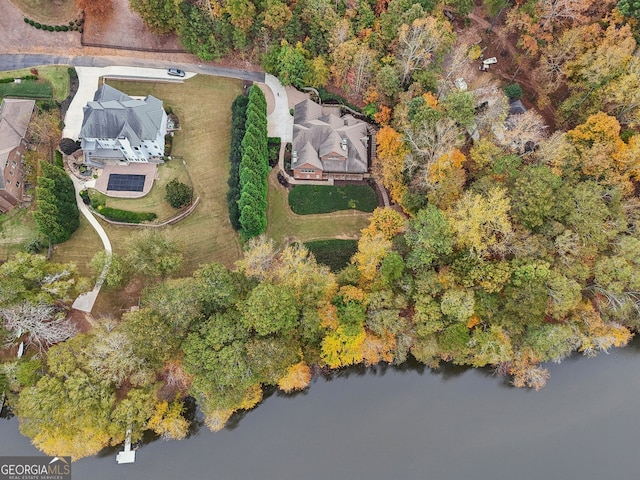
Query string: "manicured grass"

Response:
xmin=8 ymin=0 xmax=78 ymax=24
xmin=0 ymin=79 xmax=52 ymax=100
xmin=304 ymin=239 xmax=358 ymax=272
xmin=289 ymin=184 xmax=379 ymax=215
xmin=50 ymin=215 xmax=103 ymax=277
xmin=103 ymin=77 xmax=244 ymax=273
xmin=266 ymin=170 xmax=371 ymax=245
xmin=90 ymin=160 xmax=191 ymax=222
xmin=0 ymin=67 xmax=70 ymax=102
xmin=0 ymin=207 xmax=39 ymax=260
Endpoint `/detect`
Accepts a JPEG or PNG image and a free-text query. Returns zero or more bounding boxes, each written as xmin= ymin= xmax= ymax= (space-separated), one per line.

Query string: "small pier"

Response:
xmin=116 ymin=429 xmax=136 ymax=464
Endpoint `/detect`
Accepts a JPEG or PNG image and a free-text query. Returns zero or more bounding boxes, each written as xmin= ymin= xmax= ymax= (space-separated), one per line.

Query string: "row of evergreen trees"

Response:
xmin=227 ymin=85 xmax=269 ymax=239
xmin=33 ymin=162 xmax=79 ymax=244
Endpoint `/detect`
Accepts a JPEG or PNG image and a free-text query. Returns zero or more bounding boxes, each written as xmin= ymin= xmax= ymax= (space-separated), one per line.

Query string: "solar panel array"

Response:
xmin=106 ymin=174 xmax=146 ymax=192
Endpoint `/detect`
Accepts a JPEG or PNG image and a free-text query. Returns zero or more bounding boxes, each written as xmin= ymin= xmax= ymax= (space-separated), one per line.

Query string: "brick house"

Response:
xmin=291 ymin=99 xmax=369 ymax=181
xmin=0 ymin=98 xmax=35 ymax=213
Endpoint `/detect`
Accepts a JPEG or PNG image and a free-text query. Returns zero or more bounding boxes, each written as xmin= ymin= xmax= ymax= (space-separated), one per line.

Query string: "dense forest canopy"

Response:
xmin=2 ymin=0 xmax=640 ymax=460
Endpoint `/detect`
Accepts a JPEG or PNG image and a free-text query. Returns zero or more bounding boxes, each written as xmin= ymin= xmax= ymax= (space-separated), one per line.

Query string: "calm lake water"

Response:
xmin=2 ymin=341 xmax=640 ymax=480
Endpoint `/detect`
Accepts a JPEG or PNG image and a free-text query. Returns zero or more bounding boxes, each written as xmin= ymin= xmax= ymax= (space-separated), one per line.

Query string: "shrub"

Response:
xmin=24 ymin=17 xmax=29 ymax=23
xmin=55 ymin=26 xmax=61 ymax=31
xmin=25 ymin=239 xmax=47 ymax=254
xmin=97 ymin=206 xmax=157 ymax=223
xmin=59 ymin=137 xmax=80 ymax=155
xmin=34 ymin=23 xmax=41 ymax=29
xmin=165 ymin=178 xmax=192 ymax=208
xmin=28 ymin=19 xmax=34 ymax=25
xmin=54 ymin=150 xmax=64 ymax=168
xmin=69 ymin=20 xmax=74 ymax=25
xmin=47 ymin=25 xmax=54 ymax=31
xmin=0 ymin=78 xmax=14 ymax=84
xmin=468 ymin=44 xmax=482 ymax=60
xmin=503 ymin=82 xmax=523 ymax=100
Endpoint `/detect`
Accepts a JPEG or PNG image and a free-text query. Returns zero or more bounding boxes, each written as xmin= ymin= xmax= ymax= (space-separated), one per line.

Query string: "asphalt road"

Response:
xmin=0 ymin=54 xmax=265 ymax=82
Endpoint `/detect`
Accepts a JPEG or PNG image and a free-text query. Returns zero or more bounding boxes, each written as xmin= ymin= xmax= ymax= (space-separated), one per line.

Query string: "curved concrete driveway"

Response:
xmin=63 ymin=66 xmax=198 ymax=139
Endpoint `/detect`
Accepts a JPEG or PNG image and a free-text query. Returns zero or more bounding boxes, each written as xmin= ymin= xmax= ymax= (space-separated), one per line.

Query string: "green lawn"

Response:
xmin=89 ymin=160 xmax=190 ymax=222
xmin=0 ymin=79 xmax=52 ymax=100
xmin=0 ymin=207 xmax=39 ymax=260
xmin=102 ymin=77 xmax=244 ymax=273
xmin=8 ymin=0 xmax=78 ymax=24
xmin=289 ymin=184 xmax=379 ymax=215
xmin=0 ymin=67 xmax=71 ymax=102
xmin=304 ymin=239 xmax=358 ymax=272
xmin=50 ymin=215 xmax=103 ymax=277
xmin=266 ymin=170 xmax=371 ymax=245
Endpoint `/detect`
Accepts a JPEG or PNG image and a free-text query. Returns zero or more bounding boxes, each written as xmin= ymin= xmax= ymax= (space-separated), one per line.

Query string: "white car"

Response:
xmin=167 ymin=68 xmax=185 ymax=77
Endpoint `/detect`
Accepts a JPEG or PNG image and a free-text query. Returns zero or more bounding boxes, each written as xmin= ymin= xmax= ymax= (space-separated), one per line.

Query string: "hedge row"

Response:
xmin=96 ymin=206 xmax=157 ymax=224
xmin=237 ymin=85 xmax=269 ymax=240
xmin=227 ymin=95 xmax=248 ymax=230
xmin=0 ymin=75 xmax=37 ymax=83
xmin=24 ymin=17 xmax=83 ymax=32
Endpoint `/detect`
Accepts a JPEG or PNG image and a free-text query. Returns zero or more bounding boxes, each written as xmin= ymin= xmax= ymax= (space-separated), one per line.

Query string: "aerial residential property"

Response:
xmin=290 ymin=99 xmax=370 ymax=181
xmin=0 ymin=98 xmax=35 ymax=212
xmin=79 ymin=84 xmax=168 ymax=168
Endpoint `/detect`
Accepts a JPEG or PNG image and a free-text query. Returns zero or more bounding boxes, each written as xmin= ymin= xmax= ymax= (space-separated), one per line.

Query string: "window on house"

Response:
xmin=300 ymin=169 xmax=316 ymax=173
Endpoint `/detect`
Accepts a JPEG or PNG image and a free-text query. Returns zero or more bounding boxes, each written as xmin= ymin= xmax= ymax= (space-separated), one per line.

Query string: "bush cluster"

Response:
xmin=165 ymin=178 xmax=192 ymax=209
xmin=97 ymin=206 xmax=157 ymax=224
xmin=25 ymin=17 xmax=82 ymax=32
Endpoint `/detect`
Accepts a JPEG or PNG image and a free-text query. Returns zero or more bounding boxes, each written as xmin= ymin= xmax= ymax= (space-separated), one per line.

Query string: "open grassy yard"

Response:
xmin=266 ymin=171 xmax=371 ymax=246
xmin=51 ymin=215 xmax=103 ymax=277
xmin=8 ymin=0 xmax=78 ymax=24
xmin=103 ymin=77 xmax=244 ymax=272
xmin=0 ymin=207 xmax=38 ymax=260
xmin=0 ymin=66 xmax=70 ymax=102
xmin=289 ymin=183 xmax=379 ymax=215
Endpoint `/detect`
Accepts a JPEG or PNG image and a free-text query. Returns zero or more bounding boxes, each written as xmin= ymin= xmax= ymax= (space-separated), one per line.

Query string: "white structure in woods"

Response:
xmin=116 ymin=428 xmax=136 ymax=464
xmin=79 ymin=85 xmax=168 ymax=168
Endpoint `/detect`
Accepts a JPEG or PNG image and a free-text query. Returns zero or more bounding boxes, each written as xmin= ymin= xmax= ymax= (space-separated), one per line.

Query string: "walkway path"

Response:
xmin=69 ymin=175 xmax=112 ymax=313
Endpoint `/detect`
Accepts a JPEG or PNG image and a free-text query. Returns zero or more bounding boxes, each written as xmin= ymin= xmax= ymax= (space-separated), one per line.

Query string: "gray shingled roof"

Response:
xmin=291 ymin=100 xmax=368 ymax=174
xmin=0 ymin=98 xmax=35 ymax=188
xmin=79 ymin=85 xmax=165 ymax=147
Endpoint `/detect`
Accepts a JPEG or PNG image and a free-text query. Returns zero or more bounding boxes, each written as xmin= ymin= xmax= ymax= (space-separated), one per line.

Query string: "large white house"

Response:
xmin=79 ymin=84 xmax=168 ymax=168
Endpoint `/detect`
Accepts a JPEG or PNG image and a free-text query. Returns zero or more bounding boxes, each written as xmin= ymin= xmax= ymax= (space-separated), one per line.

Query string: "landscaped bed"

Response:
xmin=288 ymin=184 xmax=379 ymax=215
